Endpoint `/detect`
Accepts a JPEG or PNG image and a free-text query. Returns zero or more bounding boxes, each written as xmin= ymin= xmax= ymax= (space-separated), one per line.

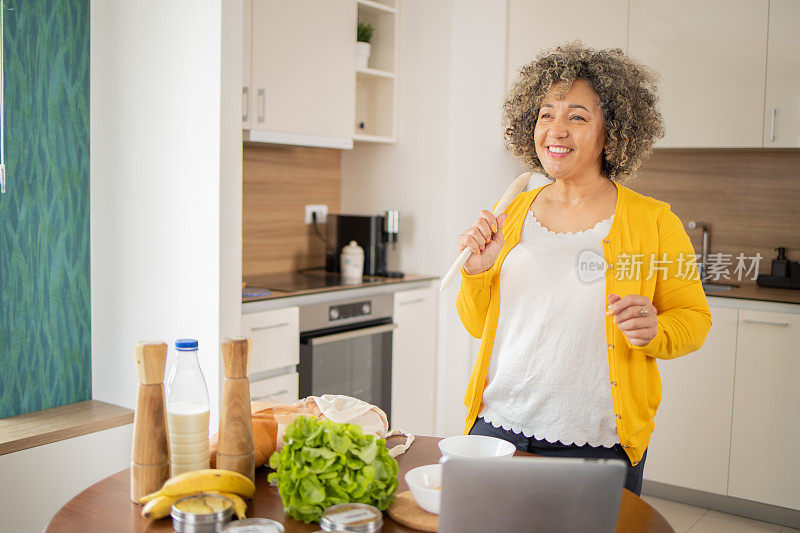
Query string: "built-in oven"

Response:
xmin=298 ymin=293 xmax=395 ymax=424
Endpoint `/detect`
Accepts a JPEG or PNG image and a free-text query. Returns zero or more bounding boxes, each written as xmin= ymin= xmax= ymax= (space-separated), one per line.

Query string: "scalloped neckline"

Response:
xmin=526 ymin=210 xmax=614 ymax=238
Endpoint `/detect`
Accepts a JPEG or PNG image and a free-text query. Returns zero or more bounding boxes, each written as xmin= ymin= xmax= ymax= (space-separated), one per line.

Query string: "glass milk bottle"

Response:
xmin=166 ymin=339 xmax=210 ymax=476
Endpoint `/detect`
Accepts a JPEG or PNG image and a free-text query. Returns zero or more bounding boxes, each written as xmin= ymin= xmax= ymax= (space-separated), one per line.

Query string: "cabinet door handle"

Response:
xmin=742 ymin=318 xmax=789 ymax=327
xmin=252 ymin=390 xmax=290 ymax=401
xmin=251 ymin=322 xmax=289 ymax=331
xmin=242 ymin=86 xmax=249 ymax=123
xmin=398 ymin=297 xmax=426 ymax=306
xmin=310 ymin=323 xmax=397 ymax=346
xmin=257 ymin=88 xmax=266 ymax=123
xmin=770 ymin=108 xmax=776 ymax=141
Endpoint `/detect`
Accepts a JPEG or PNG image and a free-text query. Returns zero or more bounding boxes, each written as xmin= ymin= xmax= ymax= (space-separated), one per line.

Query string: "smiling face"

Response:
xmin=533 ymin=79 xmax=607 ymax=181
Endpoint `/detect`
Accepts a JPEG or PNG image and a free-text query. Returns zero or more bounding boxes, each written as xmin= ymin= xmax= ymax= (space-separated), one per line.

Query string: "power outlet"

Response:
xmin=305 ymin=204 xmax=328 ymax=225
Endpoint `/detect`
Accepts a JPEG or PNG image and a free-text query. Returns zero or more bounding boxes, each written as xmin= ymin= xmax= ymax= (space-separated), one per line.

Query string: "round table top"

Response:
xmin=47 ymin=435 xmax=673 ymax=532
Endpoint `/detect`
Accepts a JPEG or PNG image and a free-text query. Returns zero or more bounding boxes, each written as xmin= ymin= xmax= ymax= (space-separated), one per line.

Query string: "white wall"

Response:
xmin=342 ymin=1 xmax=454 ymax=277
xmin=91 ymin=1 xmax=241 ymax=431
xmin=342 ymin=0 xmax=541 ymax=437
xmin=220 ymin=0 xmax=245 ymax=393
xmin=0 ymin=424 xmax=133 ymax=533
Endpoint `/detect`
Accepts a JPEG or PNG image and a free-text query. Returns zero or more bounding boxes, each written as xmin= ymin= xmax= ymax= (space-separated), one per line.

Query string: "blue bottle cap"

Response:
xmin=175 ymin=338 xmax=199 ymax=351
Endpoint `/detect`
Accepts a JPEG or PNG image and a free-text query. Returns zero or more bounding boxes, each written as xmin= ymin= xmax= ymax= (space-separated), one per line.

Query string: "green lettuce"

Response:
xmin=267 ymin=415 xmax=399 ymax=523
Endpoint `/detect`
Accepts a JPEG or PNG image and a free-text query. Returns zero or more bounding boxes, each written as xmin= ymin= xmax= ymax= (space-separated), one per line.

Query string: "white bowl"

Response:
xmin=405 ymin=464 xmax=442 ymax=515
xmin=437 ymin=435 xmax=516 ymax=460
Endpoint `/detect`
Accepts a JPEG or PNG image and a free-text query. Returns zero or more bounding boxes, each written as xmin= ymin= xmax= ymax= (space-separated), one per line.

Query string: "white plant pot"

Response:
xmin=356 ymin=41 xmax=371 ymax=69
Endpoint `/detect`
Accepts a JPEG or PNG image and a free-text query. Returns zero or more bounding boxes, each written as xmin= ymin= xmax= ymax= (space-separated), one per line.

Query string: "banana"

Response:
xmin=138 ymin=469 xmax=256 ymax=503
xmin=141 ymin=491 xmax=248 ymax=520
xmin=209 ymin=491 xmax=248 ymax=519
xmin=141 ymin=494 xmax=182 ymax=520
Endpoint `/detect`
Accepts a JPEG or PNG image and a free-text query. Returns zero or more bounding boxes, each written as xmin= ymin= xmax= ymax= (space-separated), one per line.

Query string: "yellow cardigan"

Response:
xmin=456 ymin=182 xmax=712 ymax=466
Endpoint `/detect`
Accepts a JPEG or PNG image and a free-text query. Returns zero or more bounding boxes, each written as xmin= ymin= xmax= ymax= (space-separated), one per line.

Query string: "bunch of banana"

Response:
xmin=139 ymin=469 xmax=255 ymax=520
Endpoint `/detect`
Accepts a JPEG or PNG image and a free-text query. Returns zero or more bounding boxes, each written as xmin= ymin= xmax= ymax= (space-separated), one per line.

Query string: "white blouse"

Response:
xmin=479 ymin=210 xmax=619 ymax=447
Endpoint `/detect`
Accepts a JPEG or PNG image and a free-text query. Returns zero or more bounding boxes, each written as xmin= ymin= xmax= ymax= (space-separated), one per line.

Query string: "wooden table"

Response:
xmin=47 ymin=436 xmax=673 ymax=532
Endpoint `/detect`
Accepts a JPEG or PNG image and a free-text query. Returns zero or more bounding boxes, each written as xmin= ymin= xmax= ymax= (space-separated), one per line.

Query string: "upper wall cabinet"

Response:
xmin=243 ymin=0 xmax=356 ymax=149
xmin=763 ymin=0 xmax=800 ymax=148
xmin=506 ymin=0 xmax=628 ymax=89
xmin=628 ymin=0 xmax=769 ymax=148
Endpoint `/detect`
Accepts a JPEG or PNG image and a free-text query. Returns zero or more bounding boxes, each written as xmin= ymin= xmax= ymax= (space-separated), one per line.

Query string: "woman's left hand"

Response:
xmin=607 ymin=293 xmax=658 ymax=347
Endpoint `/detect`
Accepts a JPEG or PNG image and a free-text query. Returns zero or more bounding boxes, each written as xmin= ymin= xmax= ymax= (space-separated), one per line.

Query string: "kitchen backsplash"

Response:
xmin=243 ymin=144 xmax=341 ymax=278
xmin=243 ymin=145 xmax=800 ymax=287
xmin=629 ymin=149 xmax=800 ymax=285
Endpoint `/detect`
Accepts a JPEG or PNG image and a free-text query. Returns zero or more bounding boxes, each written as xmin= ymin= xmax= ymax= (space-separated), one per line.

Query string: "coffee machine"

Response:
xmin=325 ymin=211 xmax=403 ymax=277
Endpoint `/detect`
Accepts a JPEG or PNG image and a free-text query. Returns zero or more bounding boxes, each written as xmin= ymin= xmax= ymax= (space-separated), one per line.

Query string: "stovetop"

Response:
xmin=245 ymin=270 xmax=384 ymax=293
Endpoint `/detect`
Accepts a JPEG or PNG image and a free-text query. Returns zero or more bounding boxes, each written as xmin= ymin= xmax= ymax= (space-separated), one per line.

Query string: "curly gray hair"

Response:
xmin=502 ymin=41 xmax=665 ymax=182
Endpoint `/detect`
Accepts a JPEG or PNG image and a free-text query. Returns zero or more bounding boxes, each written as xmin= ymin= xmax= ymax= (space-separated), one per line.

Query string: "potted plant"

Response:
xmin=356 ymin=21 xmax=374 ymax=69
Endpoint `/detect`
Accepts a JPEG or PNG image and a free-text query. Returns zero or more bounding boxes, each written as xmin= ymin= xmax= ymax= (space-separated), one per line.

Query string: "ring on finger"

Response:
xmin=639 ymin=306 xmax=649 ymax=317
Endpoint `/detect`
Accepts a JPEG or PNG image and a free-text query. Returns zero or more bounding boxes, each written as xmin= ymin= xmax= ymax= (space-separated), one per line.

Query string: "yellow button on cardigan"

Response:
xmin=456 ymin=182 xmax=712 ymax=466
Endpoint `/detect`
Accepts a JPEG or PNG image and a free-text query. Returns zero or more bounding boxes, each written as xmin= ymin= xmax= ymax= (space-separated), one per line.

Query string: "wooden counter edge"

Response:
xmin=0 ymin=400 xmax=134 ymax=456
xmin=705 ymin=284 xmax=800 ymax=305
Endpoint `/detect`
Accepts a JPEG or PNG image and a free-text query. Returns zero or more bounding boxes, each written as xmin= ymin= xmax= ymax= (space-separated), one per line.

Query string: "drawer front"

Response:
xmin=250 ymin=372 xmax=299 ymax=403
xmin=242 ymin=307 xmax=299 ymax=376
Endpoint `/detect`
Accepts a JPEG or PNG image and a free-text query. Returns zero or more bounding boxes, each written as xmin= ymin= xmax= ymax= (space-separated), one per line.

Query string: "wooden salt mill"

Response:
xmin=131 ymin=341 xmax=170 ymax=502
xmin=217 ymin=337 xmax=255 ymax=482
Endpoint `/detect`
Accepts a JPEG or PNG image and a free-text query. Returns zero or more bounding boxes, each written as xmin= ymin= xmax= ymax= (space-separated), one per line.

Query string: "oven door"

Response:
xmin=299 ymin=319 xmax=395 ymax=423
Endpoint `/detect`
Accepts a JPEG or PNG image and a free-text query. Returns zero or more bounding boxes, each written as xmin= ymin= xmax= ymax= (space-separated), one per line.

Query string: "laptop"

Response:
xmin=438 ymin=456 xmax=627 ymax=533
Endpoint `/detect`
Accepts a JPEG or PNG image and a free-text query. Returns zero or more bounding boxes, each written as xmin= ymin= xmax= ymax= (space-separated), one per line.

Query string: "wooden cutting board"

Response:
xmin=387 ymin=490 xmax=438 ymax=532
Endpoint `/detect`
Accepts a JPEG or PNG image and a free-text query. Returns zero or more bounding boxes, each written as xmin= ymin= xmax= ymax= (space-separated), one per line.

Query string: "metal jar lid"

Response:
xmin=222 ymin=518 xmax=286 ymax=532
xmin=319 ymin=503 xmax=383 ymax=532
xmin=171 ymin=494 xmax=234 ymax=532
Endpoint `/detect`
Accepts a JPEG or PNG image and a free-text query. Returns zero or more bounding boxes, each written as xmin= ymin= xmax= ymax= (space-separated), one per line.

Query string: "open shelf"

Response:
xmin=355 ymin=0 xmax=398 ymax=142
xmin=357 ymin=67 xmax=396 ymax=80
xmin=357 ymin=0 xmax=396 ymax=15
xmin=357 ymin=1 xmax=395 ymax=72
xmin=355 ymin=75 xmax=395 ymax=139
xmin=354 ymin=133 xmax=396 ymax=144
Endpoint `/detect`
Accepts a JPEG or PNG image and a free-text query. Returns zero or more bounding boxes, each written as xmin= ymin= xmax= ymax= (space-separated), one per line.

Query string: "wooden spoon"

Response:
xmin=439 ymin=171 xmax=532 ymax=292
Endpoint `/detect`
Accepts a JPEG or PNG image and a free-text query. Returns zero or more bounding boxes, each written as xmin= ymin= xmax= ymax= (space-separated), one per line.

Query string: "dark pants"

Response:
xmin=469 ymin=417 xmax=647 ymax=496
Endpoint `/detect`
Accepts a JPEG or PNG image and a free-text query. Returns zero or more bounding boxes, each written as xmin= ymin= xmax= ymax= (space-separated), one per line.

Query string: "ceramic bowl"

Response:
xmin=404 ymin=464 xmax=442 ymax=515
xmin=437 ymin=434 xmax=516 ymax=460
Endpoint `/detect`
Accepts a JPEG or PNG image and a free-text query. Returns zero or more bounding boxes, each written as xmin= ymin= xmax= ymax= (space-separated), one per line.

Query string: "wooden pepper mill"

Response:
xmin=217 ymin=337 xmax=255 ymax=482
xmin=131 ymin=341 xmax=170 ymax=502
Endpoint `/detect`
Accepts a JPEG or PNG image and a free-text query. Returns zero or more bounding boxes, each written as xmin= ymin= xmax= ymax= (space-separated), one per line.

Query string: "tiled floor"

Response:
xmin=641 ymin=495 xmax=800 ymax=533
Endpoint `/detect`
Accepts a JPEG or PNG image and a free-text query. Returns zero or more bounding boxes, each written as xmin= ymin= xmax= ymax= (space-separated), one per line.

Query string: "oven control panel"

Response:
xmin=329 ymin=301 xmax=371 ymax=321
xmin=299 ymin=293 xmax=393 ymax=332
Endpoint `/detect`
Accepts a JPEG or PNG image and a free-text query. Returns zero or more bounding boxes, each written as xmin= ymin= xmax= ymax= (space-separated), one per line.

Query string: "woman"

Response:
xmin=455 ymin=42 xmax=711 ymax=496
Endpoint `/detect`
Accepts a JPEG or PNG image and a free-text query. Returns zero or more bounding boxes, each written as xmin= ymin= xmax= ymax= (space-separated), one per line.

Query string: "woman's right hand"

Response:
xmin=457 ymin=211 xmax=508 ymax=275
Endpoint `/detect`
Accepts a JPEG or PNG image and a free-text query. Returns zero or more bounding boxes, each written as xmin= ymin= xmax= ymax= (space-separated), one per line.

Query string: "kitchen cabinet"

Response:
xmin=242 ymin=0 xmax=252 ymax=130
xmin=628 ymin=0 xmax=768 ymax=148
xmin=644 ymin=305 xmax=738 ymax=495
xmin=644 ymin=298 xmax=800 ymax=512
xmin=244 ymin=0 xmax=355 ymax=149
xmin=728 ymin=309 xmax=800 ymax=510
xmin=241 ymin=306 xmax=299 ymax=377
xmin=763 ymin=0 xmax=800 ymax=147
xmin=251 ymin=371 xmax=299 ymax=403
xmin=506 ymin=0 xmax=628 ymax=88
xmin=392 ymin=286 xmax=437 ymax=435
